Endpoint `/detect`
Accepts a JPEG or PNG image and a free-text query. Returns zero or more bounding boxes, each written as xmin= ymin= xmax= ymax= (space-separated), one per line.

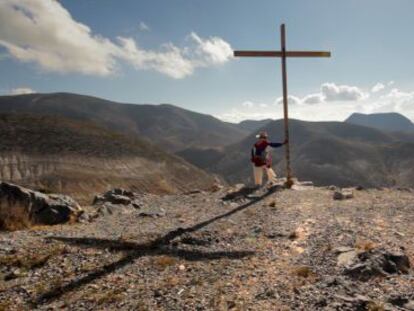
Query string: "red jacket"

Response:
xmin=251 ymin=140 xmax=284 ymax=167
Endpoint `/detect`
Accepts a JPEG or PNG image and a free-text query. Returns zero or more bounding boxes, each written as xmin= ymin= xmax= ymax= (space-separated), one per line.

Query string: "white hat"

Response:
xmin=255 ymin=131 xmax=268 ymax=139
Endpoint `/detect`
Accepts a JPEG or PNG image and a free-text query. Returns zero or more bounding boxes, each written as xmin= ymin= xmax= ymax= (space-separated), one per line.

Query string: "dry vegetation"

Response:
xmin=0 ymin=203 xmax=31 ymax=231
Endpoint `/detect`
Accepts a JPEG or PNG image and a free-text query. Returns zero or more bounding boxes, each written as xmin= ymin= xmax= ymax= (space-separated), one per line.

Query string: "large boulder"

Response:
xmin=0 ymin=182 xmax=83 ymax=230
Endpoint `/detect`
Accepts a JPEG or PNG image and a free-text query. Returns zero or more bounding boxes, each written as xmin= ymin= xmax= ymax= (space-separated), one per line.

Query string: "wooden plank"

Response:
xmin=234 ymin=50 xmax=331 ymax=58
xmin=280 ymin=24 xmax=293 ymax=187
xmin=286 ymin=51 xmax=331 ymax=57
xmin=234 ymin=51 xmax=281 ymax=57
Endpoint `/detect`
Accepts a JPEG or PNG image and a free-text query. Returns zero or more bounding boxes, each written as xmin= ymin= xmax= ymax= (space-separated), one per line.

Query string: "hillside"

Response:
xmin=235 ymin=119 xmax=273 ymax=132
xmin=345 ymin=112 xmax=414 ymax=133
xmin=0 ymin=93 xmax=249 ymax=152
xmin=182 ymin=119 xmax=414 ymax=188
xmin=1 ymin=185 xmax=413 ymax=310
xmin=176 ymin=147 xmax=224 ymax=170
xmin=0 ymin=113 xmax=215 ymax=203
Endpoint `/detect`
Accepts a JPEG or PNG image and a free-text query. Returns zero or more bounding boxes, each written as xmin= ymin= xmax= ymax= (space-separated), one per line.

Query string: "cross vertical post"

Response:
xmin=233 ymin=24 xmax=331 ymax=188
xmin=280 ymin=24 xmax=293 ymax=187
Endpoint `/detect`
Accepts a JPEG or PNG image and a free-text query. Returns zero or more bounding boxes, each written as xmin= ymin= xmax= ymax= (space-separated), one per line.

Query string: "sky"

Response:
xmin=1 ymin=0 xmax=414 ymax=123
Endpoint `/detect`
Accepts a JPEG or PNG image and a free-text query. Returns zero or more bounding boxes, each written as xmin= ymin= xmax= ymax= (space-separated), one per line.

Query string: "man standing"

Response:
xmin=251 ymin=131 xmax=287 ymax=187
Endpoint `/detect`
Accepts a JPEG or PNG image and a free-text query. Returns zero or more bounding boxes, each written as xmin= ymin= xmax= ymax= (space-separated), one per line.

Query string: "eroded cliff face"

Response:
xmin=0 ymin=114 xmax=215 ymax=204
xmin=0 ymin=153 xmax=213 ymax=204
xmin=0 ymin=154 xmax=56 ymax=181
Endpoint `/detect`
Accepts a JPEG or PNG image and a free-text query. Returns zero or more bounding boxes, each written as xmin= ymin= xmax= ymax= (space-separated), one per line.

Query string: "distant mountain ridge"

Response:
xmin=181 ymin=119 xmax=414 ymax=188
xmin=345 ymin=112 xmax=414 ymax=133
xmin=0 ymin=93 xmax=249 ymax=152
xmin=235 ymin=119 xmax=274 ymax=132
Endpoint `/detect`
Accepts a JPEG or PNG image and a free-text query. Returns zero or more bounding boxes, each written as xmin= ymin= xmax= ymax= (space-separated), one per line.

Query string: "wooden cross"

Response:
xmin=234 ymin=24 xmax=331 ymax=187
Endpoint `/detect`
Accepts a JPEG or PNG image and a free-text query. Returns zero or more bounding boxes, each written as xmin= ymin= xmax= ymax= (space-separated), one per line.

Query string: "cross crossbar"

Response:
xmin=234 ymin=50 xmax=331 ymax=58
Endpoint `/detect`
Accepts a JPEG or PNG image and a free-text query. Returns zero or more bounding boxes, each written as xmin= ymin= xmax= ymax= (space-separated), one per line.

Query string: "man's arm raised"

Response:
xmin=268 ymin=139 xmax=287 ymax=148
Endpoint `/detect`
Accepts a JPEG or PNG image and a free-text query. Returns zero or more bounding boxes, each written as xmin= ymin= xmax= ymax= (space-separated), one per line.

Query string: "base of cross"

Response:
xmin=285 ymin=178 xmax=294 ymax=189
xmin=270 ymin=177 xmax=313 ymax=190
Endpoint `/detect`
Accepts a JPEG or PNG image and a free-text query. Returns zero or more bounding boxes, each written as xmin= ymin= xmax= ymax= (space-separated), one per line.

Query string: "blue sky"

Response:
xmin=1 ymin=0 xmax=414 ymax=122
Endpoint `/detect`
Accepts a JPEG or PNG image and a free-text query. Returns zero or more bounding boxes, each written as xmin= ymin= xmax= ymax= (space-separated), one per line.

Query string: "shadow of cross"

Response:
xmin=35 ymin=186 xmax=281 ymax=305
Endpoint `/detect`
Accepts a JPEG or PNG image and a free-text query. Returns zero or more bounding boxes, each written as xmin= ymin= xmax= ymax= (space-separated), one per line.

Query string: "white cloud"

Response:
xmin=302 ymin=93 xmax=324 ymax=104
xmin=219 ymin=82 xmax=414 ymax=123
xmin=365 ymin=88 xmax=414 ymax=120
xmin=138 ymin=22 xmax=150 ymax=32
xmin=189 ymin=32 xmax=233 ymax=65
xmin=275 ymin=95 xmax=302 ymax=105
xmin=9 ymin=87 xmax=35 ymax=95
xmin=321 ymin=82 xmax=368 ymax=101
xmin=241 ymin=101 xmax=269 ymax=109
xmin=383 ymin=88 xmax=414 ymax=100
xmin=223 ymin=83 xmax=370 ymax=126
xmin=0 ymin=0 xmax=232 ymax=78
xmin=117 ymin=33 xmax=233 ymax=79
xmin=271 ymin=83 xmax=367 ymax=107
xmin=371 ymin=82 xmax=385 ymax=93
xmin=0 ymin=0 xmax=119 ymax=76
xmin=117 ymin=38 xmax=195 ymax=79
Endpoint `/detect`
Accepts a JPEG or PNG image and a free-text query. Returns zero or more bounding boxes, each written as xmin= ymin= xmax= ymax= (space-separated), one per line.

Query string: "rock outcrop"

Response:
xmin=0 ymin=182 xmax=83 ymax=230
xmin=92 ymin=188 xmax=141 ymax=216
xmin=342 ymin=248 xmax=411 ymax=281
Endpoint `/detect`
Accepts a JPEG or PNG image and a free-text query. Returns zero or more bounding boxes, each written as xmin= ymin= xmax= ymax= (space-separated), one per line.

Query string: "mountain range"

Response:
xmin=0 ymin=92 xmax=413 ymax=192
xmin=0 ymin=93 xmax=248 ymax=152
xmin=235 ymin=119 xmax=274 ymax=132
xmin=345 ymin=112 xmax=414 ymax=133
xmin=205 ymin=119 xmax=414 ymax=187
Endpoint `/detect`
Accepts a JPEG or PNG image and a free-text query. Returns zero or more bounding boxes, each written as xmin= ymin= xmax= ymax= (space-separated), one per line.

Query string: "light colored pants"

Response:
xmin=253 ymin=165 xmax=277 ymax=186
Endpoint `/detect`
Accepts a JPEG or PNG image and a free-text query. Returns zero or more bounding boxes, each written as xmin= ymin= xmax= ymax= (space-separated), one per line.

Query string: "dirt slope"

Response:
xmin=0 ymin=114 xmax=215 ymax=203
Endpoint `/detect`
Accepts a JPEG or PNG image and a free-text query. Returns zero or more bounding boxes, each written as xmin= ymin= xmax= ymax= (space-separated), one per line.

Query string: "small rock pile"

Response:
xmin=344 ymin=248 xmax=411 ymax=281
xmin=92 ymin=188 xmax=142 ymax=216
xmin=336 ymin=246 xmax=411 ymax=281
xmin=92 ymin=188 xmax=165 ymax=218
xmin=328 ymin=186 xmax=355 ymax=200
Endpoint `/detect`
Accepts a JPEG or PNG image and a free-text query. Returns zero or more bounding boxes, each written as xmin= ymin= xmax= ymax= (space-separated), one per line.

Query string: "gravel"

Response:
xmin=0 ymin=186 xmax=413 ymax=310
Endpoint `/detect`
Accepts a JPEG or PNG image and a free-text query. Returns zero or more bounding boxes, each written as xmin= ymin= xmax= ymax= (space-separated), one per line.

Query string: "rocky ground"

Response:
xmin=1 ymin=184 xmax=414 ymax=310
